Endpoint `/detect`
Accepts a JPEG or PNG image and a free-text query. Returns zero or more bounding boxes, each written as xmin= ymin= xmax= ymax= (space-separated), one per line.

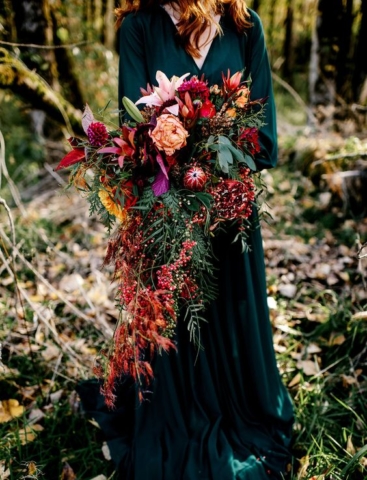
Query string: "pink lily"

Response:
xmin=135 ymin=70 xmax=190 ymax=116
xmin=99 ymin=128 xmax=135 ymax=168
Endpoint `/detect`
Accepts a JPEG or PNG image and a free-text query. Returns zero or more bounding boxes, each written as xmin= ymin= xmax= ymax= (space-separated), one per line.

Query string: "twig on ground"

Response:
xmin=0 ymin=247 xmax=84 ymax=367
xmin=46 ymin=353 xmax=64 ymax=402
xmin=356 ymin=235 xmax=367 ymax=289
xmin=0 ymin=132 xmax=27 ymax=217
xmin=0 ymin=225 xmax=113 ymax=337
xmin=44 ymin=162 xmax=67 ymax=186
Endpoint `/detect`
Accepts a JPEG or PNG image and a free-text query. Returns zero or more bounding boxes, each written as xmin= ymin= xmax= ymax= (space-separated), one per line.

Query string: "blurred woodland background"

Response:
xmin=0 ymin=1 xmax=367 ymax=479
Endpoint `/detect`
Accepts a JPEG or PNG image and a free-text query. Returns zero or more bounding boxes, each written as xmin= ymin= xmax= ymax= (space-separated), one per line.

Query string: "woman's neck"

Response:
xmin=162 ymin=3 xmax=221 ymax=68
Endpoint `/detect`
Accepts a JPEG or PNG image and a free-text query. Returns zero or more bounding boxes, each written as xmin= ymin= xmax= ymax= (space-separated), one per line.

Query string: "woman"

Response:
xmin=78 ymin=1 xmax=294 ymax=478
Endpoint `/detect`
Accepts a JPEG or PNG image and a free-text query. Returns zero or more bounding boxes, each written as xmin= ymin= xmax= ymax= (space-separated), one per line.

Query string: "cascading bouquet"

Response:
xmin=55 ymin=70 xmax=266 ymax=405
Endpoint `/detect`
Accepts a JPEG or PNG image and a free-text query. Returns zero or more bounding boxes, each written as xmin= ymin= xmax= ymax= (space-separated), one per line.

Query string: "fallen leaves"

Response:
xmin=17 ymin=424 xmax=44 ymax=445
xmin=60 ymin=462 xmax=77 ymax=480
xmin=296 ymin=359 xmax=320 ymax=376
xmin=0 ymin=461 xmax=10 ymax=479
xmin=352 ymin=311 xmax=367 ymax=320
xmin=0 ymin=399 xmax=24 ymax=423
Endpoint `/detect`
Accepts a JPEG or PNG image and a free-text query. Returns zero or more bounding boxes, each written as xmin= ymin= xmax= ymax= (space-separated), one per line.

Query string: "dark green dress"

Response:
xmin=77 ymin=7 xmax=294 ymax=479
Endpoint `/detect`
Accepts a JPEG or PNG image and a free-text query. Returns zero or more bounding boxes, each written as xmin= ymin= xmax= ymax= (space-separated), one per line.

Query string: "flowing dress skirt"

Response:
xmin=77 ymin=222 xmax=294 ymax=479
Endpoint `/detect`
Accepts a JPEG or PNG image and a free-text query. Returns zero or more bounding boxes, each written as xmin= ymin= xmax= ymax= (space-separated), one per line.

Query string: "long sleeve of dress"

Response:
xmin=247 ymin=11 xmax=278 ymax=171
xmin=118 ymin=14 xmax=150 ymax=108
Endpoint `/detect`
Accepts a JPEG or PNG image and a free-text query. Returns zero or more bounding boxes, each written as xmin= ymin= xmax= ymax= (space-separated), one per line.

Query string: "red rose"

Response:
xmin=199 ymin=99 xmax=216 ymax=118
xmin=238 ymin=127 xmax=261 ymax=156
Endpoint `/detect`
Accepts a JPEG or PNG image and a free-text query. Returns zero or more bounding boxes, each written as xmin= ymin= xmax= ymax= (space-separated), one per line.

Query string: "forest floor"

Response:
xmin=0 ymin=133 xmax=366 ymax=480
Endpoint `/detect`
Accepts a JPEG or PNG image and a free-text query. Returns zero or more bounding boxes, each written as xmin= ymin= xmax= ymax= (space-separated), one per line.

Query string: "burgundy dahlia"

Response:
xmin=87 ymin=121 xmax=109 ymax=147
xmin=177 ymin=77 xmax=210 ymax=101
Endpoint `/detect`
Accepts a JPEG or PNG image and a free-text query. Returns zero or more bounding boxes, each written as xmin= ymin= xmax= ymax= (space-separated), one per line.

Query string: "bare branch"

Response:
xmin=0 ymin=47 xmax=83 ymax=136
xmin=0 ymin=39 xmax=89 ymax=50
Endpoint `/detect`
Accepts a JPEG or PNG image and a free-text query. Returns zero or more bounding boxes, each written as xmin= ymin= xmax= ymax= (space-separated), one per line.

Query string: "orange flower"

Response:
xmin=222 ymin=70 xmax=242 ymax=92
xmin=150 ymin=114 xmax=189 ymax=156
xmin=98 ymin=188 xmax=129 ymax=224
xmin=226 ymin=108 xmax=237 ymax=118
xmin=71 ymin=166 xmax=88 ymax=190
xmin=235 ymin=86 xmax=250 ymax=108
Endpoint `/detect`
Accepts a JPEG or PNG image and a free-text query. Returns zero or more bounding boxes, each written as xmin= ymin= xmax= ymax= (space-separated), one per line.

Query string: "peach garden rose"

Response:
xmin=150 ymin=114 xmax=189 ymax=156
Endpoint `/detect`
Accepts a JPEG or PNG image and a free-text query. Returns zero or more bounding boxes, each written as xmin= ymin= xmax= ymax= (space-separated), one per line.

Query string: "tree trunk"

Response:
xmin=266 ymin=0 xmax=277 ymax=61
xmin=84 ymin=0 xmax=93 ymax=42
xmin=335 ymin=0 xmax=354 ymax=103
xmin=0 ymin=47 xmax=83 ymax=135
xmin=10 ymin=0 xmax=60 ymax=89
xmin=50 ymin=8 xmax=85 ymax=110
xmin=352 ymin=0 xmax=367 ymax=103
xmin=8 ymin=0 xmax=85 ymax=112
xmin=309 ymin=0 xmax=344 ymax=106
xmin=282 ymin=0 xmax=294 ymax=81
xmin=251 ymin=0 xmax=261 ymax=12
xmin=0 ymin=0 xmax=16 ymax=42
xmin=94 ymin=0 xmax=103 ymax=39
xmin=104 ymin=0 xmax=116 ymax=50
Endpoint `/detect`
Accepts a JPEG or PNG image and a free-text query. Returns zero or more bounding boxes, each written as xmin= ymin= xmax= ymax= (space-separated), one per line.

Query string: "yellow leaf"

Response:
xmin=329 ymin=334 xmax=346 ymax=346
xmin=17 ymin=424 xmax=43 ymax=445
xmin=346 ymin=435 xmax=356 ymax=455
xmin=0 ymin=399 xmax=25 ymax=423
xmin=28 ymin=461 xmax=37 ymax=476
xmin=297 ymin=455 xmax=310 ymax=478
xmin=288 ymin=372 xmax=302 ymax=388
xmin=29 ymin=294 xmax=45 ymax=302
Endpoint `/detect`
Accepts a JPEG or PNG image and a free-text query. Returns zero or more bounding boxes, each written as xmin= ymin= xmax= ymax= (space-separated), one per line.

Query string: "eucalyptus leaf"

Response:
xmin=218 ymin=135 xmax=232 ymax=146
xmin=226 ymin=144 xmax=245 ymax=163
xmin=243 ymin=154 xmax=256 ymax=171
xmin=218 ymin=145 xmax=233 ymax=174
xmin=122 ymin=96 xmax=144 ymax=123
xmin=208 ymin=143 xmax=219 ymax=151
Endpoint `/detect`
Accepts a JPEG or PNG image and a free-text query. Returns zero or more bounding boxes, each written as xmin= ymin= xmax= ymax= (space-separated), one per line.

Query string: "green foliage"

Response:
xmin=0 ymin=94 xmax=46 ymax=180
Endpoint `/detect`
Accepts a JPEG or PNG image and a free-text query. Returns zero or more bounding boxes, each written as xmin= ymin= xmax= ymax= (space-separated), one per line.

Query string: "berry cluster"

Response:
xmin=211 ymin=178 xmax=255 ymax=221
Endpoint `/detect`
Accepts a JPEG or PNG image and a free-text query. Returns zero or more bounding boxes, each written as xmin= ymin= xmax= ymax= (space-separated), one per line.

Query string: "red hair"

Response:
xmin=115 ymin=0 xmax=251 ymax=58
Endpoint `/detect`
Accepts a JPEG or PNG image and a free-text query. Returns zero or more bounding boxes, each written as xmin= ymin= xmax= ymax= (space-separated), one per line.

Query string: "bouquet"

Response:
xmin=55 ymin=70 xmax=266 ymax=405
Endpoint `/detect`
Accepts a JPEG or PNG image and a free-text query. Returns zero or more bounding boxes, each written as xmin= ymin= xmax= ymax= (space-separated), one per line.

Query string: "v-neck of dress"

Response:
xmin=160 ymin=5 xmax=221 ymax=74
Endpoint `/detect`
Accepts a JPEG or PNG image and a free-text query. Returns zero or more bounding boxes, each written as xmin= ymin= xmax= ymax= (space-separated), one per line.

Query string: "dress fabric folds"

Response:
xmin=77 ymin=8 xmax=294 ymax=479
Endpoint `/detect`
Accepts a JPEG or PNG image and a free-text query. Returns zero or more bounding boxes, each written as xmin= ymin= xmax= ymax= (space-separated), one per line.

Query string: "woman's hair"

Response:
xmin=115 ymin=0 xmax=251 ymax=58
